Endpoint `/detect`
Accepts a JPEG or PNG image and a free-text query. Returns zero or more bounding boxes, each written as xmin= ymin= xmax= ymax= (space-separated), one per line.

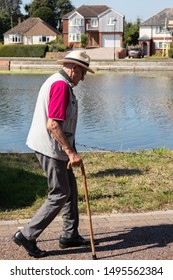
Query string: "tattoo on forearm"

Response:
xmin=49 ymin=120 xmax=72 ymax=154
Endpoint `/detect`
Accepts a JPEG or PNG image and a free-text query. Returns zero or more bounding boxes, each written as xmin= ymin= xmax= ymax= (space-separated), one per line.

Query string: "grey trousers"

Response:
xmin=21 ymin=152 xmax=79 ymax=240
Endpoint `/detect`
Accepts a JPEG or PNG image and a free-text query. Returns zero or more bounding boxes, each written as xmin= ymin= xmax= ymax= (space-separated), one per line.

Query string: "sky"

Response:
xmin=22 ymin=0 xmax=173 ymax=22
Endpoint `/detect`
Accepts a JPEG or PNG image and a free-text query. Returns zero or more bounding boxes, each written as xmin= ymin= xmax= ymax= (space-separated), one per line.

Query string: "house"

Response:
xmin=3 ymin=17 xmax=61 ymax=45
xmin=139 ymin=8 xmax=173 ymax=56
xmin=62 ymin=5 xmax=124 ymax=48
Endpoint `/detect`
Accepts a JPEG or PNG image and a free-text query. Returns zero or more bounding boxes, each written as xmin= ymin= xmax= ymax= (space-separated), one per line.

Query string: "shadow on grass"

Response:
xmin=44 ymin=224 xmax=173 ymax=259
xmin=0 ymin=165 xmax=47 ymax=211
xmin=90 ymin=168 xmax=143 ymax=178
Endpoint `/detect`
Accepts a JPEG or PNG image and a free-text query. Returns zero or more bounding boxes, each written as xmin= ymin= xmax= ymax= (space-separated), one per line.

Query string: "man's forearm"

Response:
xmin=47 ymin=118 xmax=83 ymax=166
xmin=47 ymin=118 xmax=74 ymax=157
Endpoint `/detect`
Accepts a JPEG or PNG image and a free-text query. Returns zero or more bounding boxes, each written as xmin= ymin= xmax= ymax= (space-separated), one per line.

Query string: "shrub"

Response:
xmin=0 ymin=45 xmax=48 ymax=57
xmin=48 ymin=38 xmax=68 ymax=52
xmin=48 ymin=44 xmax=67 ymax=52
xmin=168 ymin=48 xmax=173 ymax=58
xmin=80 ymin=34 xmax=88 ymax=48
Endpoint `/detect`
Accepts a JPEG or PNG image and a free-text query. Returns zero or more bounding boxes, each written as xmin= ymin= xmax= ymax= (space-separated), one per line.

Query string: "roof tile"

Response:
xmin=141 ymin=8 xmax=173 ymax=26
xmin=4 ymin=17 xmax=60 ymax=36
xmin=63 ymin=5 xmax=110 ymax=19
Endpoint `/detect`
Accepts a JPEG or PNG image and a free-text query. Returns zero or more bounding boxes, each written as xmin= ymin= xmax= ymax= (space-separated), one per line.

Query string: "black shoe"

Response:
xmin=12 ymin=230 xmax=47 ymax=258
xmin=59 ymin=235 xmax=91 ymax=249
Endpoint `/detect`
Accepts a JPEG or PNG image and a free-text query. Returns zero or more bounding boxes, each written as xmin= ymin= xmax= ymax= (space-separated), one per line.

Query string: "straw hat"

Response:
xmin=58 ymin=50 xmax=95 ymax=74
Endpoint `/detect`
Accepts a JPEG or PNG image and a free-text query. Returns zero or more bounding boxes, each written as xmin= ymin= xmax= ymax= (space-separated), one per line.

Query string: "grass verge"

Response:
xmin=0 ymin=150 xmax=173 ymax=220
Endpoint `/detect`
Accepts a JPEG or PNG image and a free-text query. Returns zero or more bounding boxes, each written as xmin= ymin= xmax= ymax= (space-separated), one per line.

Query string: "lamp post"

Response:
xmin=113 ymin=19 xmax=117 ymax=60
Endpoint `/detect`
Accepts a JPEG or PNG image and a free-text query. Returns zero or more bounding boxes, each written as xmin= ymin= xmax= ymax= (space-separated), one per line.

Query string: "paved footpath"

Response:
xmin=0 ymin=210 xmax=173 ymax=260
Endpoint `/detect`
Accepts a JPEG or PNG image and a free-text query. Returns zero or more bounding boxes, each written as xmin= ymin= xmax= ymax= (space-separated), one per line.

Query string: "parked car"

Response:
xmin=128 ymin=47 xmax=144 ymax=58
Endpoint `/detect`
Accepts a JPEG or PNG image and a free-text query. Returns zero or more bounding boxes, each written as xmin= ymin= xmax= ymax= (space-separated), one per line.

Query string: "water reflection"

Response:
xmin=0 ymin=72 xmax=173 ymax=152
xmin=0 ymin=74 xmax=45 ymax=151
xmin=75 ymin=72 xmax=173 ymax=151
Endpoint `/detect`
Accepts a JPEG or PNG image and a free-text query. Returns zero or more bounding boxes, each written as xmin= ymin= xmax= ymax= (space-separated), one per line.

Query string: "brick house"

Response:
xmin=139 ymin=8 xmax=173 ymax=56
xmin=3 ymin=17 xmax=61 ymax=45
xmin=62 ymin=5 xmax=124 ymax=48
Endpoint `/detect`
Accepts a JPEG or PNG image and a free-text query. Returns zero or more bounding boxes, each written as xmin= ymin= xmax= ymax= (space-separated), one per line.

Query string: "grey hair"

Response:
xmin=63 ymin=62 xmax=75 ymax=69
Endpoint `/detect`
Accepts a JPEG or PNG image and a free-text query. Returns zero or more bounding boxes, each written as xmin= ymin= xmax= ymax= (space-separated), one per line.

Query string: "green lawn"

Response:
xmin=0 ymin=150 xmax=173 ymax=220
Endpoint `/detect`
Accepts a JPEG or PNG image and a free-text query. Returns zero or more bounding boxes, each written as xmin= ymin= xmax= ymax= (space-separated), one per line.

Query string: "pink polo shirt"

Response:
xmin=48 ymin=80 xmax=70 ymax=121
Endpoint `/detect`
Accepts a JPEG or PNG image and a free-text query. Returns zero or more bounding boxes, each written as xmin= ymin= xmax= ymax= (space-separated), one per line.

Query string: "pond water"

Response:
xmin=1 ymin=71 xmax=173 ymax=152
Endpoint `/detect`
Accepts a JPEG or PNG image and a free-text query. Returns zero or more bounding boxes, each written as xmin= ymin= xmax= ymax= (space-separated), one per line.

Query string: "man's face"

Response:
xmin=71 ymin=65 xmax=87 ymax=86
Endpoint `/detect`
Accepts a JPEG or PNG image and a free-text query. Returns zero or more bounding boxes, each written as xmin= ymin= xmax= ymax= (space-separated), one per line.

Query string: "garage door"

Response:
xmin=102 ymin=34 xmax=120 ymax=48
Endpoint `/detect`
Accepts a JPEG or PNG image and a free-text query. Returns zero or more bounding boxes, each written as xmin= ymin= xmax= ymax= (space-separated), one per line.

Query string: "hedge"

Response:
xmin=168 ymin=48 xmax=173 ymax=58
xmin=0 ymin=44 xmax=48 ymax=57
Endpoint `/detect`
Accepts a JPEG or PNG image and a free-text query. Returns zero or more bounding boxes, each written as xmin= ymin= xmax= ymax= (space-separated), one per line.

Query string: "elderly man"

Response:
xmin=12 ymin=50 xmax=95 ymax=258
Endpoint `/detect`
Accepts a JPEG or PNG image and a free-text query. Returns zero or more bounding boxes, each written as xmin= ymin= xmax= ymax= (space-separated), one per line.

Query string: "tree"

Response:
xmin=55 ymin=0 xmax=74 ymax=19
xmin=32 ymin=6 xmax=57 ymax=28
xmin=55 ymin=0 xmax=74 ymax=31
xmin=0 ymin=0 xmax=21 ymax=13
xmin=124 ymin=17 xmax=141 ymax=47
xmin=0 ymin=0 xmax=22 ymax=28
xmin=25 ymin=0 xmax=74 ymax=29
xmin=0 ymin=9 xmax=10 ymax=40
xmin=27 ymin=0 xmax=56 ymax=16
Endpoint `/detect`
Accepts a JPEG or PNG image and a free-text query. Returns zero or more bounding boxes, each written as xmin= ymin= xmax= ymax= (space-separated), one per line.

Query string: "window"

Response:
xmin=91 ymin=18 xmax=98 ymax=27
xmin=9 ymin=34 xmax=23 ymax=43
xmin=107 ymin=17 xmax=116 ymax=25
xmin=69 ymin=33 xmax=81 ymax=42
xmin=155 ymin=41 xmax=171 ymax=49
xmin=69 ymin=18 xmax=84 ymax=26
xmin=155 ymin=42 xmax=163 ymax=49
xmin=39 ymin=36 xmax=50 ymax=43
xmin=156 ymin=26 xmax=168 ymax=34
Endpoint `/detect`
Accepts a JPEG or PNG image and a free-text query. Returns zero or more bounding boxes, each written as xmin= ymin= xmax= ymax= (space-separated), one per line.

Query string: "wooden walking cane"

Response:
xmin=80 ymin=164 xmax=97 ymax=260
xmin=67 ymin=162 xmax=97 ymax=260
